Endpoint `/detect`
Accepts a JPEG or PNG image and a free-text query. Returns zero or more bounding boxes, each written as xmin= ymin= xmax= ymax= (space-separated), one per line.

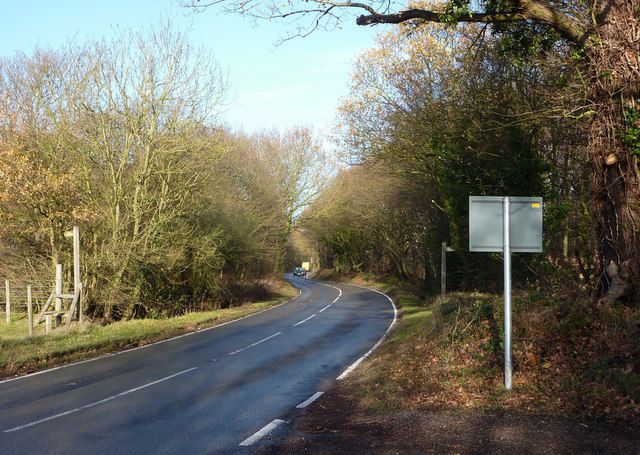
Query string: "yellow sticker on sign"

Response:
xmin=532 ymin=203 xmax=541 ymax=208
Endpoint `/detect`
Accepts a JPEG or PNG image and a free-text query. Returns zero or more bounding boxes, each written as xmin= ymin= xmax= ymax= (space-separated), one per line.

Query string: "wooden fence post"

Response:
xmin=27 ymin=285 xmax=34 ymax=337
xmin=73 ymin=226 xmax=82 ymax=323
xmin=5 ymin=280 xmax=10 ymax=324
xmin=441 ymin=242 xmax=447 ymax=297
xmin=64 ymin=226 xmax=83 ymax=325
xmin=55 ymin=264 xmax=63 ymax=327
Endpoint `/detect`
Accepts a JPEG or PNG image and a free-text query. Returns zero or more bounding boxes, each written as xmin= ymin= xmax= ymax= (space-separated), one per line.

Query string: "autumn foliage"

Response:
xmin=0 ymin=23 xmax=331 ymax=321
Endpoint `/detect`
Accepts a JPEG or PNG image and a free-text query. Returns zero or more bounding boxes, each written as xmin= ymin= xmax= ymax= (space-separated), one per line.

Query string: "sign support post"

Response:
xmin=503 ymin=197 xmax=513 ymax=390
xmin=469 ymin=196 xmax=542 ymax=391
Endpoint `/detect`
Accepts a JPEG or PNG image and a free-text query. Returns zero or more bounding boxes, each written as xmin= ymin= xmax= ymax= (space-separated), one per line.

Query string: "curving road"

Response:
xmin=0 ymin=276 xmax=396 ymax=454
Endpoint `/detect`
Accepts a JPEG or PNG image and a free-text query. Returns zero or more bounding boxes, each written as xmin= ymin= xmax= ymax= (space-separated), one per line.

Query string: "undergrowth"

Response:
xmin=351 ymin=280 xmax=639 ymax=425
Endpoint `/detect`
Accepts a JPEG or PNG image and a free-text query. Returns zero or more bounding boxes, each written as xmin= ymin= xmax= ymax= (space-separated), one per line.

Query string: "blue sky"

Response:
xmin=0 ymin=0 xmax=381 ymax=136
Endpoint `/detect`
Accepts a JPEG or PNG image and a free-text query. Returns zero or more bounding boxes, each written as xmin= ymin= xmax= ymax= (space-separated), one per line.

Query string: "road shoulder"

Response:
xmin=260 ymin=375 xmax=640 ymax=455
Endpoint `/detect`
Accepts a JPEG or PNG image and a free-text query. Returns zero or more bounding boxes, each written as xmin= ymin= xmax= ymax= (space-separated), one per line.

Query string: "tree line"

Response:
xmin=0 ymin=22 xmax=331 ymax=321
xmin=2 ymin=1 xmax=638 ymax=320
xmin=188 ymin=0 xmax=639 ymax=302
xmin=302 ymin=23 xmax=595 ymax=295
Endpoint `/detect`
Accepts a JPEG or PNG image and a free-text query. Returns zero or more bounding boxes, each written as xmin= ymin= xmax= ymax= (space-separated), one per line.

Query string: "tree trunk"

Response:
xmin=587 ymin=0 xmax=640 ymax=303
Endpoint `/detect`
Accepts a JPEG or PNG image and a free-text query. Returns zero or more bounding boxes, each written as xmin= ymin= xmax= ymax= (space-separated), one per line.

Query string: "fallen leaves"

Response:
xmin=357 ymin=290 xmax=640 ymax=425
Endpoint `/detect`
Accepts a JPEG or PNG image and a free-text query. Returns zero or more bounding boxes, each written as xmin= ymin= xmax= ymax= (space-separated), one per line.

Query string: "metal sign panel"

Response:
xmin=469 ymin=196 xmax=543 ymax=252
xmin=469 ymin=196 xmax=543 ymax=390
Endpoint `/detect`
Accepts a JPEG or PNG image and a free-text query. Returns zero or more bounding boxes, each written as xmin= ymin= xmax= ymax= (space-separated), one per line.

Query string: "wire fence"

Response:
xmin=2 ymin=278 xmax=68 ymax=337
xmin=3 ymin=279 xmax=58 ymax=334
xmin=3 ymin=279 xmax=57 ymax=313
xmin=2 ymin=228 xmax=83 ymax=335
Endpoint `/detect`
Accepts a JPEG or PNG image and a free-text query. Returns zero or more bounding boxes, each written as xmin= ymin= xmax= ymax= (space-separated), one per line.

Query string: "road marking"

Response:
xmin=228 ymin=332 xmax=282 ymax=356
xmin=337 ymin=357 xmax=365 ymax=380
xmin=319 ymin=287 xmax=341 ymax=312
xmin=0 ymin=293 xmax=295 ymax=385
xmin=336 ymin=285 xmax=398 ymax=381
xmin=292 ymin=314 xmax=316 ymax=327
xmin=3 ymin=367 xmax=198 ymax=433
xmin=239 ymin=419 xmax=285 ymax=446
xmin=296 ymin=391 xmax=324 ymax=408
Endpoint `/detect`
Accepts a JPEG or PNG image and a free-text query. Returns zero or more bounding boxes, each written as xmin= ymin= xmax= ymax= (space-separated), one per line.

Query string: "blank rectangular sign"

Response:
xmin=469 ymin=196 xmax=543 ymax=252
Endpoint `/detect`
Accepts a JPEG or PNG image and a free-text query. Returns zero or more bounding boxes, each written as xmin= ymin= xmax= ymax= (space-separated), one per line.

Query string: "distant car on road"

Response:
xmin=293 ymin=267 xmax=306 ymax=277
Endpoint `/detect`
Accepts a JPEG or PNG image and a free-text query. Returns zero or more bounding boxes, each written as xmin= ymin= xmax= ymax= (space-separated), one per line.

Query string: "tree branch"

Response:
xmin=356 ymin=0 xmax=590 ymax=45
xmin=356 ymin=9 xmax=524 ymax=26
xmin=184 ymin=0 xmax=590 ymax=45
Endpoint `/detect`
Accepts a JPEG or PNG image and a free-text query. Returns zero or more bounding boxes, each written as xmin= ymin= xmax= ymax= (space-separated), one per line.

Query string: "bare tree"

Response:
xmin=250 ymin=127 xmax=335 ymax=271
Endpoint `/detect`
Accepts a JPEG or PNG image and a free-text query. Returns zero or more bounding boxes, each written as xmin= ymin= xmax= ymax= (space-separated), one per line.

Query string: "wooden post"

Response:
xmin=35 ymin=291 xmax=55 ymax=325
xmin=73 ymin=226 xmax=82 ymax=323
xmin=27 ymin=285 xmax=34 ymax=337
xmin=65 ymin=290 xmax=80 ymax=329
xmin=5 ymin=280 xmax=10 ymax=324
xmin=45 ymin=314 xmax=52 ymax=333
xmin=441 ymin=242 xmax=446 ymax=297
xmin=55 ymin=264 xmax=63 ymax=327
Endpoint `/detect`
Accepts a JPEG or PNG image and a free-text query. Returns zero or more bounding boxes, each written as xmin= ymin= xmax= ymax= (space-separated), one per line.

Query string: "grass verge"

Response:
xmin=0 ymin=281 xmax=298 ymax=379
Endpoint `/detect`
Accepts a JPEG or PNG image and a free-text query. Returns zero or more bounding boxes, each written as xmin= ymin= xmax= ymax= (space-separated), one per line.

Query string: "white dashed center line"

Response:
xmin=292 ymin=314 xmax=316 ymax=326
xmin=228 ymin=332 xmax=282 ymax=356
xmin=4 ymin=367 xmax=198 ymax=433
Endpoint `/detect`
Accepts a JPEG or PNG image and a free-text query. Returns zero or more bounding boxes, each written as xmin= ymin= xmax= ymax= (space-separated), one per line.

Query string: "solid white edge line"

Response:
xmin=239 ymin=419 xmax=285 ymax=446
xmin=318 ymin=285 xmax=342 ymax=313
xmin=4 ymin=367 xmax=198 ymax=433
xmin=292 ymin=314 xmax=316 ymax=327
xmin=336 ymin=285 xmax=398 ymax=381
xmin=296 ymin=391 xmax=324 ymax=409
xmin=228 ymin=332 xmax=282 ymax=356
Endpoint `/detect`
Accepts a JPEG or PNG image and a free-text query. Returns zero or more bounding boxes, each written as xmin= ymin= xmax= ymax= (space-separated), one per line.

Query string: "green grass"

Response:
xmin=0 ymin=286 xmax=297 ymax=378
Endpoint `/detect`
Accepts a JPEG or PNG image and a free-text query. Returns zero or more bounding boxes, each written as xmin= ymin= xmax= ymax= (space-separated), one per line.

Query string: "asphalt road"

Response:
xmin=0 ymin=276 xmax=396 ymax=454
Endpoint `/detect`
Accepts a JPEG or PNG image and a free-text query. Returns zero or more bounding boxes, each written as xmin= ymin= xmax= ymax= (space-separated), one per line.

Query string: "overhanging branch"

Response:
xmin=355 ymin=0 xmax=589 ymax=45
xmin=183 ymin=0 xmax=590 ymax=46
xmin=356 ymin=9 xmax=524 ymax=26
